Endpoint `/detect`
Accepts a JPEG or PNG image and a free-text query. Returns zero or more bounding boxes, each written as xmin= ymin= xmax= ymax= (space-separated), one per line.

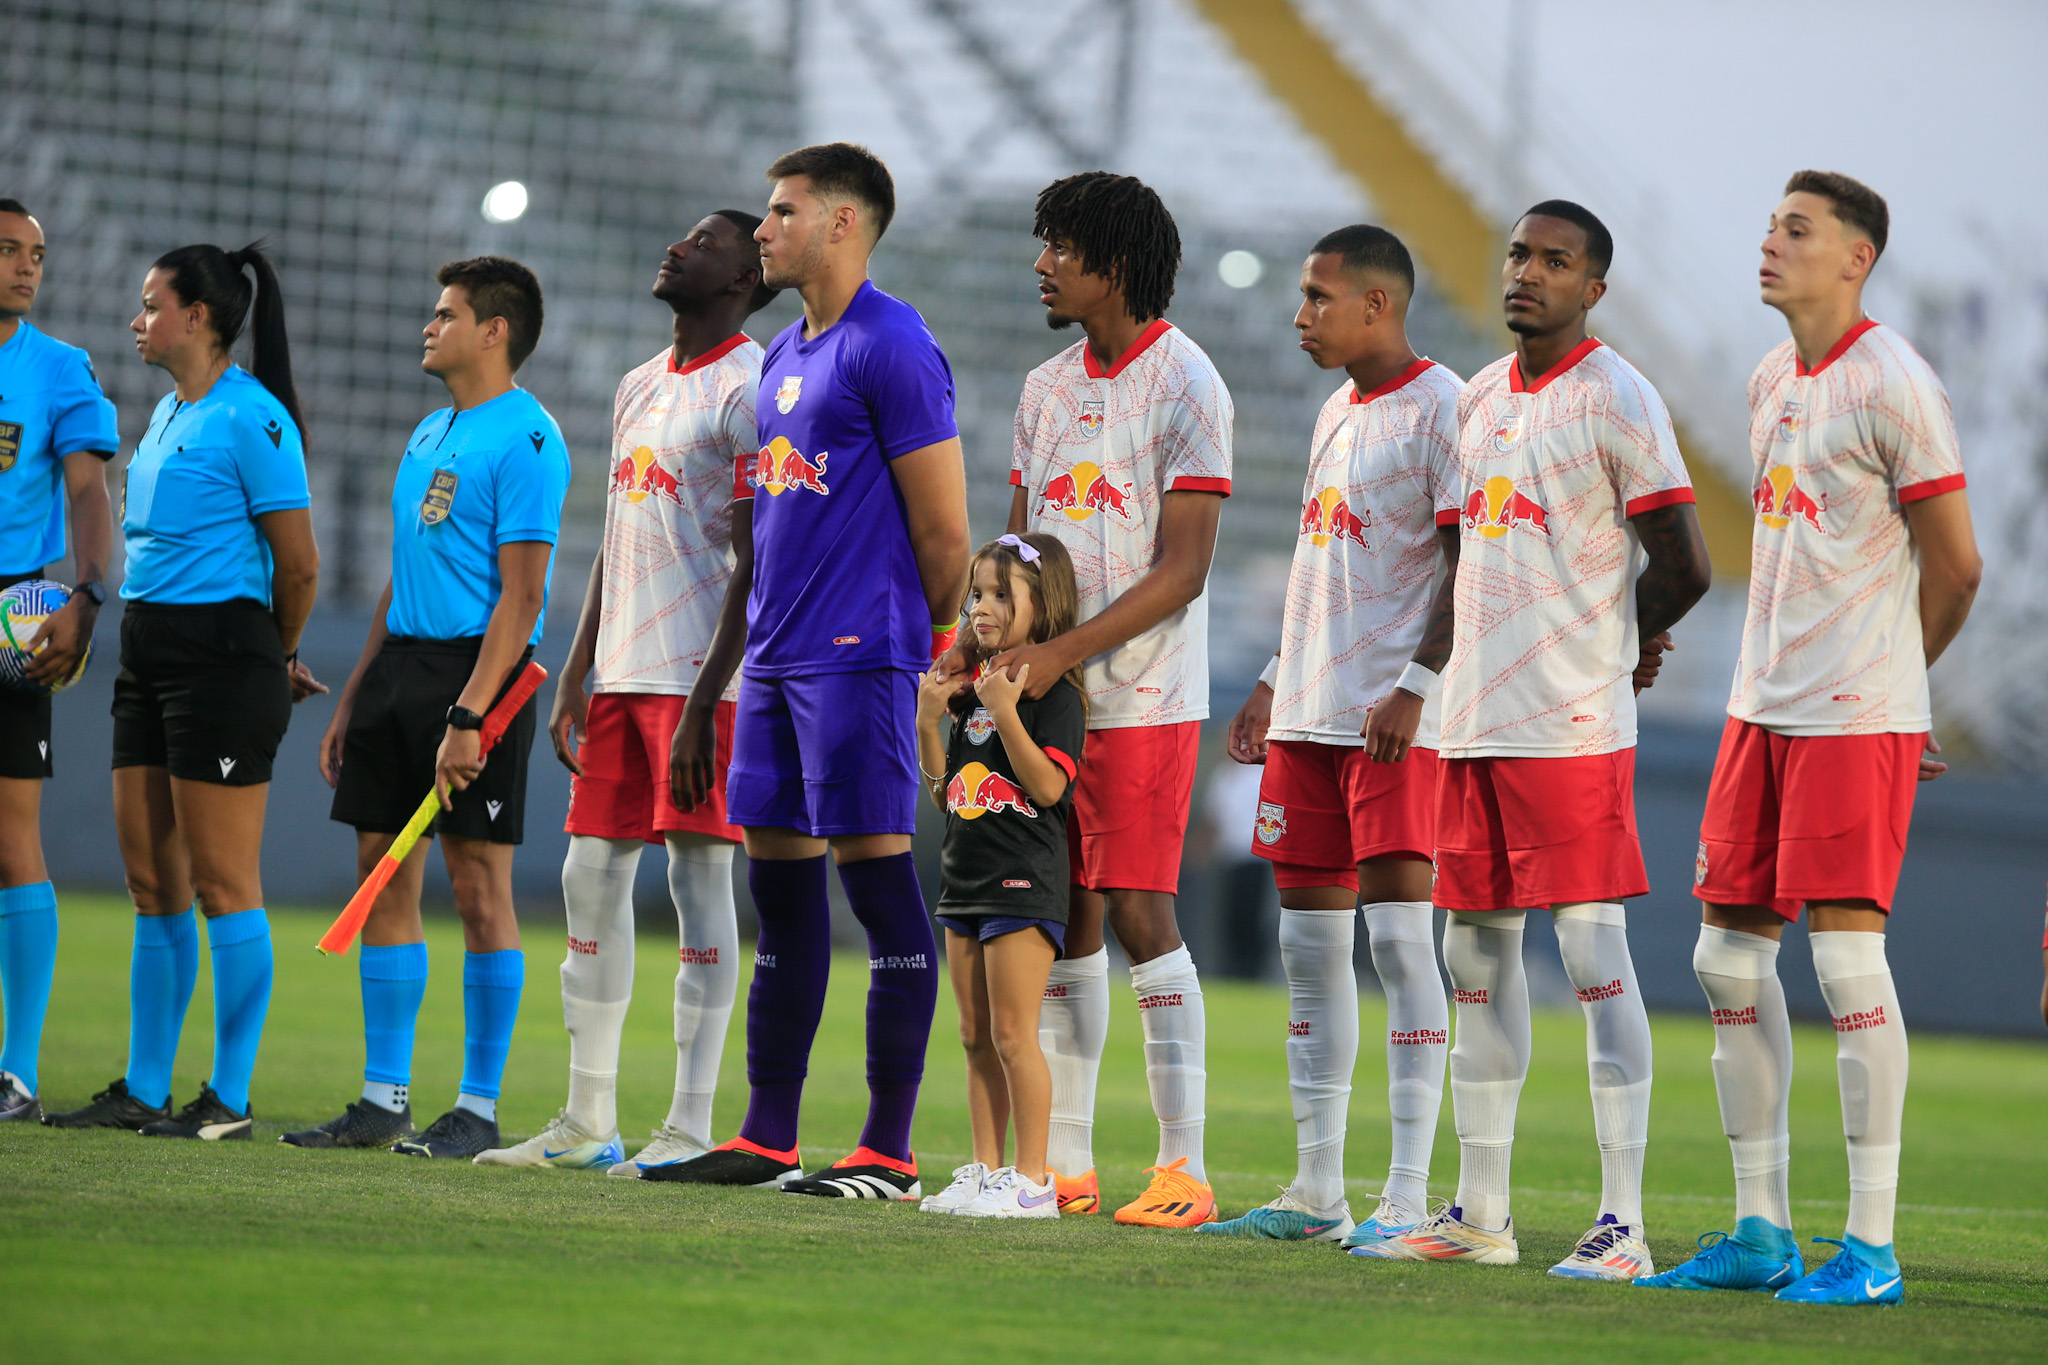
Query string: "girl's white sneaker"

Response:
xmin=955 ymin=1166 xmax=1060 ymax=1219
xmin=919 ymin=1161 xmax=991 ymax=1212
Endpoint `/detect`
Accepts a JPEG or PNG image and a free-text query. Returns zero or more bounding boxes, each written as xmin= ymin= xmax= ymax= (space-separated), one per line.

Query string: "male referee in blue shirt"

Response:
xmin=0 ymin=199 xmax=118 ymax=1122
xmin=297 ymin=257 xmax=571 ymax=1158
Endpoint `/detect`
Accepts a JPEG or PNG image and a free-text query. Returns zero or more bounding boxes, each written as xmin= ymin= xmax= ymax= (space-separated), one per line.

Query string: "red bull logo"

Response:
xmin=1077 ymin=399 xmax=1105 ymax=435
xmin=1754 ymin=465 xmax=1827 ymax=534
xmin=612 ymin=445 xmax=684 ymax=506
xmin=944 ymin=761 xmax=1038 ymax=819
xmin=1254 ymin=800 xmax=1285 ymax=846
xmin=1490 ymin=412 xmax=1524 ymax=452
xmin=1037 ymin=460 xmax=1136 ymax=522
xmin=964 ymin=707 xmax=996 ymax=745
xmin=1299 ymin=487 xmax=1371 ymax=549
xmin=1775 ymin=401 xmax=1801 ymax=442
xmin=1462 ymin=475 xmax=1550 ymax=538
xmin=774 ymin=374 xmax=803 ymax=414
xmin=753 ymin=436 xmax=831 ymax=496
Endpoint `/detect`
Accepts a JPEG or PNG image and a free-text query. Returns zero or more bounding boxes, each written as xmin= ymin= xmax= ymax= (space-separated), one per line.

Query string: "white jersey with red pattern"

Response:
xmin=1012 ymin=320 xmax=1234 ymax=729
xmin=1439 ymin=338 xmax=1694 ymax=759
xmin=1727 ymin=320 xmax=1964 ymax=735
xmin=591 ymin=335 xmax=760 ymax=698
xmin=1268 ymin=359 xmax=1463 ymax=748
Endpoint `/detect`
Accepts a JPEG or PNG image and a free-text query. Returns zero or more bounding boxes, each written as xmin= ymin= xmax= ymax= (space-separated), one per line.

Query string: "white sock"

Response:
xmin=1553 ymin=902 xmax=1653 ymax=1232
xmin=455 ymin=1092 xmax=496 ymax=1121
xmin=1040 ymin=946 xmax=1108 ymax=1177
xmin=1812 ymin=930 xmax=1908 ymax=1246
xmin=1365 ymin=900 xmax=1447 ymax=1223
xmin=361 ymin=1080 xmax=408 ymax=1113
xmin=1278 ymin=908 xmax=1358 ymax=1210
xmin=665 ymin=835 xmax=738 ymax=1148
xmin=1131 ymin=944 xmax=1207 ymax=1182
xmin=1443 ymin=910 xmax=1529 ymax=1232
xmin=561 ymin=835 xmax=640 ymax=1137
xmin=1693 ymin=923 xmax=1793 ymax=1229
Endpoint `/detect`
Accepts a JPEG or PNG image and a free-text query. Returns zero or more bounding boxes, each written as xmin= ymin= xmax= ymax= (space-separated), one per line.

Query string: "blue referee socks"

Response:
xmin=126 ymin=909 xmax=200 ymax=1109
xmin=361 ymin=943 xmax=428 ymax=1105
xmin=205 ymin=908 xmax=272 ymax=1116
xmin=459 ymin=950 xmax=524 ymax=1117
xmin=0 ymin=880 xmax=60 ymax=1096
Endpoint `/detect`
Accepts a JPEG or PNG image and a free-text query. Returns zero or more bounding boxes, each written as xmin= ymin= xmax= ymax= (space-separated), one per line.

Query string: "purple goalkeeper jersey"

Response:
xmin=745 ymin=281 xmax=957 ymax=678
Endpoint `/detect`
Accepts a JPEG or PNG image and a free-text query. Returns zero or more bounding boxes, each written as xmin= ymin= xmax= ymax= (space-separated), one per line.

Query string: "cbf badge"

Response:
xmin=421 ymin=468 xmax=459 ymax=525
xmin=775 ymin=375 xmax=803 ymax=414
xmin=0 ymin=421 xmax=21 ymax=473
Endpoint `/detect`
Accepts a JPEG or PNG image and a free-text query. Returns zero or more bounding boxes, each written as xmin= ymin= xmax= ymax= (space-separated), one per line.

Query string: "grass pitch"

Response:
xmin=5 ymin=896 xmax=2046 ymax=1363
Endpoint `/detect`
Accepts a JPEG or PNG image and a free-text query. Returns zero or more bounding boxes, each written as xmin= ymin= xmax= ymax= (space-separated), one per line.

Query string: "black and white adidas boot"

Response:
xmin=42 ymin=1077 xmax=171 ymax=1130
xmin=640 ymin=1135 xmax=801 ymax=1187
xmin=783 ymin=1146 xmax=922 ymax=1201
xmin=281 ymin=1099 xmax=415 ymax=1149
xmin=139 ymin=1085 xmax=254 ymax=1140
xmin=391 ymin=1106 xmax=498 ymax=1159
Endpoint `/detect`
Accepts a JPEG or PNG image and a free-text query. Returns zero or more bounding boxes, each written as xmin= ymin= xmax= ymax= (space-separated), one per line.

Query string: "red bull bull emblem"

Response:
xmin=1038 ymin=460 xmax=1135 ymax=522
xmin=774 ymin=375 xmax=803 ymax=414
xmin=754 ymin=436 xmax=831 ymax=496
xmin=1490 ymin=412 xmax=1524 ymax=453
xmin=1077 ymin=400 xmax=1105 ymax=435
xmin=1299 ymin=487 xmax=1371 ymax=549
xmin=964 ymin=707 xmax=996 ymax=745
xmin=1775 ymin=401 xmax=1801 ymax=442
xmin=945 ymin=761 xmax=1038 ymax=819
xmin=1254 ymin=801 xmax=1286 ymax=845
xmin=612 ymin=445 xmax=684 ymax=505
xmin=1462 ymin=475 xmax=1550 ymax=539
xmin=1754 ymin=465 xmax=1827 ymax=534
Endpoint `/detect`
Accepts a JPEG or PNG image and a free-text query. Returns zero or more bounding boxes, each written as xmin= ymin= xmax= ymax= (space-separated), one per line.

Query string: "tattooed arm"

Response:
xmin=1628 ymin=501 xmax=1713 ymax=693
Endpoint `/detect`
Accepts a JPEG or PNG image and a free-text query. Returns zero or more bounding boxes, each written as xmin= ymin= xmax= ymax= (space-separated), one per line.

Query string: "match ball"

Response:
xmin=0 ymin=579 xmax=92 ymax=695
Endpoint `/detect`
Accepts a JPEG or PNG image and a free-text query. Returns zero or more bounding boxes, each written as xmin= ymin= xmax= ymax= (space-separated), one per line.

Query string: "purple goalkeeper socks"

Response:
xmin=838 ymin=852 xmax=938 ymax=1163
xmin=738 ymin=855 xmax=832 ymax=1153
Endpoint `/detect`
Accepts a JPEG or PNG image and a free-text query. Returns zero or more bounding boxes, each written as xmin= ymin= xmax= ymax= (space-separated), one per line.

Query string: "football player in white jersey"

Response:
xmin=1643 ymin=173 xmax=1980 ymax=1305
xmin=475 ymin=212 xmax=777 ymax=1171
xmin=1211 ymin=225 xmax=1459 ymax=1245
xmin=968 ymin=172 xmax=1232 ymax=1226
xmin=1355 ymin=201 xmax=1712 ymax=1279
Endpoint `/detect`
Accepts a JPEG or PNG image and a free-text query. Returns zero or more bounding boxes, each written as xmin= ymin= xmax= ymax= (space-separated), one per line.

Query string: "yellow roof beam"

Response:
xmin=1192 ymin=0 xmax=1753 ymax=573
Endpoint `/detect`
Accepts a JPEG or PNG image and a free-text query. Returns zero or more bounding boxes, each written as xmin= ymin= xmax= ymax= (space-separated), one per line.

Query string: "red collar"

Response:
xmin=1795 ymin=318 xmax=1878 ymax=378
xmin=1351 ymin=357 xmax=1437 ymax=405
xmin=669 ymin=332 xmax=750 ymax=376
xmin=1509 ymin=336 xmax=1603 ymax=394
xmin=1083 ymin=318 xmax=1173 ymax=380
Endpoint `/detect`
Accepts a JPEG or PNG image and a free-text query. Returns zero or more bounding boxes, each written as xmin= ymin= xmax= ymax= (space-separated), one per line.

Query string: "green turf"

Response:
xmin=5 ymin=895 xmax=2046 ymax=1362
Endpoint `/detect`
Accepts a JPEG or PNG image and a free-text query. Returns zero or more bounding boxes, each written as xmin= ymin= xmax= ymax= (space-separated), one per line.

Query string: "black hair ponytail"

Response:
xmin=153 ymin=240 xmax=306 ymax=440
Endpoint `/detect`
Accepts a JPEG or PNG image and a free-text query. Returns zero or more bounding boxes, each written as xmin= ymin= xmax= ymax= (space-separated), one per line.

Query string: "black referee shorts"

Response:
xmin=111 ymin=600 xmax=292 ymax=785
xmin=328 ymin=636 xmax=536 ymax=845
xmin=0 ymin=688 xmax=52 ymax=780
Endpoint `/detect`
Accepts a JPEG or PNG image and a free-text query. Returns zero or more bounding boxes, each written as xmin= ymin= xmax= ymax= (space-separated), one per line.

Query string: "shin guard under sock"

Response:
xmin=838 ymin=852 xmax=938 ymax=1163
xmin=1443 ymin=910 xmax=1530 ymax=1231
xmin=739 ymin=855 xmax=832 ymax=1154
xmin=205 ymin=908 xmax=273 ymax=1115
xmin=126 ymin=909 xmax=199 ymax=1109
xmin=0 ymin=881 xmax=59 ymax=1095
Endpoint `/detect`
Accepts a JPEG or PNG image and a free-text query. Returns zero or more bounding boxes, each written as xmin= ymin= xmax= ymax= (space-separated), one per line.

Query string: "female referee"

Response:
xmin=44 ymin=243 xmax=325 ymax=1139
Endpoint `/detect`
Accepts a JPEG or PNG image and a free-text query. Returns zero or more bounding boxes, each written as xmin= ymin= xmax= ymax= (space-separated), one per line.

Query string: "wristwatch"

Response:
xmin=73 ymin=580 xmax=106 ymax=606
xmin=445 ymin=704 xmax=485 ymax=731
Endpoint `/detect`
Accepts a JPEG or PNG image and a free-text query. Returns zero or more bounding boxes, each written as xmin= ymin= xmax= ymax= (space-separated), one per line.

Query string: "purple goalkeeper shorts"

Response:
xmin=726 ymin=667 xmax=920 ymax=837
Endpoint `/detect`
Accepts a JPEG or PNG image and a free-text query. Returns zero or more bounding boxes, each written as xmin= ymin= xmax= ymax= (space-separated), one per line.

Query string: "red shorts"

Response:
xmin=1251 ymin=740 xmax=1438 ymax=890
xmin=1068 ymin=721 xmax=1201 ymax=895
xmin=1433 ymin=750 xmax=1647 ymax=911
xmin=1695 ymin=717 xmax=1921 ymax=920
xmin=563 ymin=692 xmax=739 ymax=844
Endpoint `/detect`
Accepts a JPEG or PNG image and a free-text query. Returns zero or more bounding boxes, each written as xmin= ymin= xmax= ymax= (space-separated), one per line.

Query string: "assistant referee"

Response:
xmin=299 ymin=257 xmax=571 ymax=1160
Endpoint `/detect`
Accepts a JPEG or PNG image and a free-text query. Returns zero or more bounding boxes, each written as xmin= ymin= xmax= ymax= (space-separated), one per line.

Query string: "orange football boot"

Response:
xmin=1112 ymin=1157 xmax=1216 ymax=1228
xmin=1054 ymin=1168 xmax=1100 ymax=1214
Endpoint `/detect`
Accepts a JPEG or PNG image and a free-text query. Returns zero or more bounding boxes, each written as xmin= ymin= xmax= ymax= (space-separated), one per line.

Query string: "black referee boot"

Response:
xmin=281 ymin=1099 xmax=415 ymax=1149
xmin=139 ymin=1084 xmax=253 ymax=1140
xmin=42 ymin=1077 xmax=172 ymax=1130
xmin=391 ymin=1106 xmax=498 ymax=1159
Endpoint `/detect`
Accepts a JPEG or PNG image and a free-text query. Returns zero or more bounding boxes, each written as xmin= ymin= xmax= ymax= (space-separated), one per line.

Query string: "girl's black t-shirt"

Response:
xmin=937 ymin=678 xmax=1086 ymax=923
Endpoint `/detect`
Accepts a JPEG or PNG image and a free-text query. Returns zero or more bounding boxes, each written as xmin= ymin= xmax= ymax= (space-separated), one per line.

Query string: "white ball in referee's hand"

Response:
xmin=0 ymin=579 xmax=92 ymax=695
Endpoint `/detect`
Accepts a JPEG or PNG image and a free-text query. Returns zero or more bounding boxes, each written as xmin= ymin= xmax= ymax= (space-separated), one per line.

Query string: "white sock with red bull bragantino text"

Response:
xmin=1443 ymin=910 xmax=1531 ymax=1232
xmin=665 ymin=835 xmax=738 ymax=1149
xmin=1693 ymin=923 xmax=1794 ymax=1229
xmin=1366 ymin=900 xmax=1448 ymax=1225
xmin=1131 ymin=945 xmax=1207 ymax=1182
xmin=1278 ymin=908 xmax=1358 ymax=1211
xmin=1553 ymin=902 xmax=1653 ymax=1233
xmin=1040 ymin=946 xmax=1108 ymax=1178
xmin=561 ymin=836 xmax=640 ymax=1137
xmin=1811 ymin=930 xmax=1907 ymax=1247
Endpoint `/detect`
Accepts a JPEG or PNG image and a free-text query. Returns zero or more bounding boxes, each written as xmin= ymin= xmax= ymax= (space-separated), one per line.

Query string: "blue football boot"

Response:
xmin=1774 ymin=1235 xmax=1903 ymax=1306
xmin=1637 ymin=1216 xmax=1804 ymax=1291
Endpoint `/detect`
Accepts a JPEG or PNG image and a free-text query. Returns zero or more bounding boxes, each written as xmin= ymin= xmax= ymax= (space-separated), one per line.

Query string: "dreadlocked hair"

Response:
xmin=1033 ymin=172 xmax=1181 ymax=323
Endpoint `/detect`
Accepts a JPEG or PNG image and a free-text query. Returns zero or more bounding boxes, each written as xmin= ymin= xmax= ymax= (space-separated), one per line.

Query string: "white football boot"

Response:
xmin=606 ymin=1122 xmax=709 ymax=1178
xmin=473 ymin=1109 xmax=625 ymax=1169
xmin=1348 ymin=1199 xmax=1519 ymax=1264
xmin=1548 ymin=1215 xmax=1655 ymax=1281
xmin=955 ymin=1166 xmax=1060 ymax=1219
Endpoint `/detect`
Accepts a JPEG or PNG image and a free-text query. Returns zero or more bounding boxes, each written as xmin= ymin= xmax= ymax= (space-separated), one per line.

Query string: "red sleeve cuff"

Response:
xmin=1168 ymin=476 xmax=1232 ymax=496
xmin=1624 ymin=486 xmax=1696 ymax=517
xmin=1043 ymin=746 xmax=1078 ymax=782
xmin=1008 ymin=467 xmax=1024 ymax=487
xmin=1898 ymin=472 xmax=1967 ymax=504
xmin=1435 ymin=507 xmax=1462 ymax=527
xmin=733 ymin=454 xmax=756 ymax=500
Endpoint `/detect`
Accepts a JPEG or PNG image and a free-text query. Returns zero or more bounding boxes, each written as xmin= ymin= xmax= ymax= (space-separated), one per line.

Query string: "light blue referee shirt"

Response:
xmin=385 ymin=386 xmax=571 ymax=645
xmin=0 ymin=320 xmax=119 ymax=576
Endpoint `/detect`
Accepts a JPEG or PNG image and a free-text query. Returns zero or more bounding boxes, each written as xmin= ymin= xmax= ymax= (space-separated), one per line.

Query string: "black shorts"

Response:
xmin=328 ymin=636 xmax=536 ymax=844
xmin=111 ymin=600 xmax=291 ymax=785
xmin=0 ymin=688 xmax=52 ymax=780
